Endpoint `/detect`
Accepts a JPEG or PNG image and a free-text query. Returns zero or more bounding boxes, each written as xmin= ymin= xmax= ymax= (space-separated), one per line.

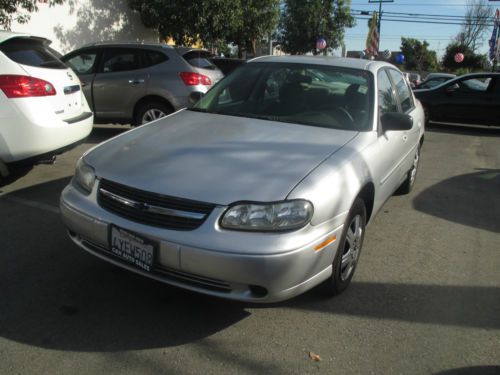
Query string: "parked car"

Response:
xmin=61 ymin=44 xmax=223 ymax=125
xmin=209 ymin=57 xmax=245 ymax=75
xmin=414 ymin=73 xmax=500 ymax=126
xmin=60 ymin=56 xmax=425 ymax=302
xmin=0 ymin=31 xmax=93 ymax=177
xmin=416 ymin=73 xmax=456 ymax=89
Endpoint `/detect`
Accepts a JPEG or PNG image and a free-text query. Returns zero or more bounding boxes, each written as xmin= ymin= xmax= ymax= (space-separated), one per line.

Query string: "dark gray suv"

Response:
xmin=62 ymin=43 xmax=223 ymax=125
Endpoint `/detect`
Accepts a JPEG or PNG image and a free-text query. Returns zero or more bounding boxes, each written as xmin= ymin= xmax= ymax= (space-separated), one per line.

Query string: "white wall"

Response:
xmin=11 ymin=0 xmax=159 ymax=54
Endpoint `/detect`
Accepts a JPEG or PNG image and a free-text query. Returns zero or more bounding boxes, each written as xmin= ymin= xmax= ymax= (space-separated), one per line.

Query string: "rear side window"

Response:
xmin=182 ymin=50 xmax=216 ymax=70
xmin=101 ymin=49 xmax=142 ymax=73
xmin=388 ymin=69 xmax=414 ymax=113
xmin=143 ymin=50 xmax=168 ymax=68
xmin=0 ymin=38 xmax=66 ymax=69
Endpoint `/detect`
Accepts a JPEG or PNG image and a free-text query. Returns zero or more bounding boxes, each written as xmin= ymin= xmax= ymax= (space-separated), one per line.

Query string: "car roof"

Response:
xmin=0 ymin=30 xmax=51 ymax=45
xmin=248 ymin=55 xmax=390 ymax=71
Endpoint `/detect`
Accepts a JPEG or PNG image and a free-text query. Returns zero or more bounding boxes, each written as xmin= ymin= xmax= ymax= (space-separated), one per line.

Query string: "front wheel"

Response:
xmin=322 ymin=197 xmax=367 ymax=296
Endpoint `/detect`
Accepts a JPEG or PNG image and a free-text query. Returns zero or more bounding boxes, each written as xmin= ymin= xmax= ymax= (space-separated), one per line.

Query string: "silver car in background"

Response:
xmin=62 ymin=44 xmax=223 ymax=125
xmin=60 ymin=56 xmax=425 ymax=302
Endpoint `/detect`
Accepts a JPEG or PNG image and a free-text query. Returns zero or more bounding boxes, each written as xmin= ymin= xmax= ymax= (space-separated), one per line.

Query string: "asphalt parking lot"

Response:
xmin=0 ymin=123 xmax=499 ymax=375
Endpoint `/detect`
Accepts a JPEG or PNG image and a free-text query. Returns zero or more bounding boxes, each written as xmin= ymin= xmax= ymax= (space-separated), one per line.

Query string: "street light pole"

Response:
xmin=368 ymin=0 xmax=394 ymax=55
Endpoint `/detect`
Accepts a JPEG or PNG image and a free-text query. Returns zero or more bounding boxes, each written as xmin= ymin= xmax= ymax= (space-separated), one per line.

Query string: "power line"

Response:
xmin=351 ymin=8 xmax=496 ymax=21
xmin=354 ymin=16 xmax=495 ymax=26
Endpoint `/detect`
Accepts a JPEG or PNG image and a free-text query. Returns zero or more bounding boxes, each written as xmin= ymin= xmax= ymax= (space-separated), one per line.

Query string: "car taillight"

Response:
xmin=179 ymin=72 xmax=212 ymax=86
xmin=0 ymin=75 xmax=57 ymax=98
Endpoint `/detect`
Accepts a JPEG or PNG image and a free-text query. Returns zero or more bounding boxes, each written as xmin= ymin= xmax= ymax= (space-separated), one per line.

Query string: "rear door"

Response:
xmin=0 ymin=37 xmax=87 ymax=121
xmin=92 ymin=47 xmax=148 ymax=120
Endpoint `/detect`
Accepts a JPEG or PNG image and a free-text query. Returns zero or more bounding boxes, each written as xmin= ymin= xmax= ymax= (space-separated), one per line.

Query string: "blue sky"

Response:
xmin=343 ymin=0 xmax=499 ymax=57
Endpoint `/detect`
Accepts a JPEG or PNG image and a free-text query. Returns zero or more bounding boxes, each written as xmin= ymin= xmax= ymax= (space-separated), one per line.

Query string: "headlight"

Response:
xmin=74 ymin=158 xmax=95 ymax=194
xmin=220 ymin=200 xmax=313 ymax=231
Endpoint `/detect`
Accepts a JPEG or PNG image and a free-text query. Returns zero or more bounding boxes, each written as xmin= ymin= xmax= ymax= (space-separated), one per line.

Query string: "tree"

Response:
xmin=227 ymin=0 xmax=280 ymax=58
xmin=0 ymin=0 xmax=64 ymax=29
xmin=442 ymin=42 xmax=490 ymax=72
xmin=279 ymin=0 xmax=355 ymax=55
xmin=399 ymin=37 xmax=438 ymax=72
xmin=455 ymin=0 xmax=492 ymax=53
xmin=128 ymin=0 xmax=242 ymax=46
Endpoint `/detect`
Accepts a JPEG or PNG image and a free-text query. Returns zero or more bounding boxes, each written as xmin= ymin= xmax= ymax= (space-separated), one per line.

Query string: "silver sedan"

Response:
xmin=60 ymin=56 xmax=425 ymax=302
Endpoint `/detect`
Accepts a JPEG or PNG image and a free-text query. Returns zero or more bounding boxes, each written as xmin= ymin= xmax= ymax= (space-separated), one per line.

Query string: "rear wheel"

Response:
xmin=322 ymin=198 xmax=366 ymax=296
xmin=134 ymin=101 xmax=173 ymax=126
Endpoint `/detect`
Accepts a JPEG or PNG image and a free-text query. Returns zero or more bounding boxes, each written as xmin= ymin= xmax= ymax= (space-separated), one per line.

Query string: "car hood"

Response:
xmin=86 ymin=110 xmax=358 ymax=205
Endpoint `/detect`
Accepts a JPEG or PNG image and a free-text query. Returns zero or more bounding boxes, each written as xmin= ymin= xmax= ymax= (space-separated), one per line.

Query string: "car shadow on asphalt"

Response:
xmin=412 ymin=168 xmax=500 ymax=233
xmin=87 ymin=124 xmax=133 ymax=144
xmin=278 ymin=281 xmax=500 ymax=331
xmin=0 ymin=176 xmax=249 ymax=352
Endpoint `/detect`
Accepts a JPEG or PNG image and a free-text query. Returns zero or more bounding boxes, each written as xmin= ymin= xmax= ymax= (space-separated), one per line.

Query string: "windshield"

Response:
xmin=191 ymin=62 xmax=374 ymax=131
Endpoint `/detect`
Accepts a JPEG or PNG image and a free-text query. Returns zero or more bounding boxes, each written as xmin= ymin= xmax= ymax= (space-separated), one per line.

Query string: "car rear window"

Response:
xmin=182 ymin=50 xmax=217 ymax=70
xmin=0 ymin=38 xmax=66 ymax=69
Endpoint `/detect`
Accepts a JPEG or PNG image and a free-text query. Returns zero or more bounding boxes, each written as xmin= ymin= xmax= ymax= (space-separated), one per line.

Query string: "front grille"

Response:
xmin=98 ymin=179 xmax=215 ymax=230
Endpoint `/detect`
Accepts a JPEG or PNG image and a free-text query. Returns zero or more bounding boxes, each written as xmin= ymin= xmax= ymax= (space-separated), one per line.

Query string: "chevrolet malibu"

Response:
xmin=60 ymin=56 xmax=425 ymax=302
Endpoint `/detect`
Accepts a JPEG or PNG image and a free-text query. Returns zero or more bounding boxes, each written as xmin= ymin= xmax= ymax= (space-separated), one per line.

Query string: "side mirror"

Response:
xmin=188 ymin=91 xmax=204 ymax=107
xmin=381 ymin=112 xmax=413 ymax=132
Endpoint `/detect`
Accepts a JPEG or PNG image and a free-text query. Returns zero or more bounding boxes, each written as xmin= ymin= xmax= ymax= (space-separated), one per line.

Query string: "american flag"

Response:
xmin=365 ymin=12 xmax=379 ymax=57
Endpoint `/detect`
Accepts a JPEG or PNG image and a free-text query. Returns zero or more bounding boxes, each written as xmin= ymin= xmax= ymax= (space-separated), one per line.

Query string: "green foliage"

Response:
xmin=227 ymin=0 xmax=280 ymax=57
xmin=399 ymin=37 xmax=438 ymax=72
xmin=128 ymin=0 xmax=279 ymax=54
xmin=128 ymin=0 xmax=241 ymax=46
xmin=0 ymin=0 xmax=64 ymax=29
xmin=441 ymin=42 xmax=490 ymax=72
xmin=279 ymin=0 xmax=355 ymax=55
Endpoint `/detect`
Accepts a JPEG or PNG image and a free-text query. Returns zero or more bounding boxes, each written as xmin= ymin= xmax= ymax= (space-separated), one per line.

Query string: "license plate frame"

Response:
xmin=109 ymin=225 xmax=156 ymax=272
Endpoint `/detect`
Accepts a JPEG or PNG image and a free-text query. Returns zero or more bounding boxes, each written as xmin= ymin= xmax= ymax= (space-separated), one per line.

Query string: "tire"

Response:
xmin=396 ymin=144 xmax=421 ymax=195
xmin=134 ymin=101 xmax=173 ymax=126
xmin=322 ymin=197 xmax=367 ymax=296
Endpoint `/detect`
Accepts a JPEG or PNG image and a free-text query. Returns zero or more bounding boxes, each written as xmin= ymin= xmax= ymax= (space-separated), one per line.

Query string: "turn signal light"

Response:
xmin=0 ymin=75 xmax=57 ymax=98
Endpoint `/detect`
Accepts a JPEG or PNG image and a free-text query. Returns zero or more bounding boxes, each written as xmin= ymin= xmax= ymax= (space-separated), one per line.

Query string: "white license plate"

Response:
xmin=110 ymin=226 xmax=155 ymax=272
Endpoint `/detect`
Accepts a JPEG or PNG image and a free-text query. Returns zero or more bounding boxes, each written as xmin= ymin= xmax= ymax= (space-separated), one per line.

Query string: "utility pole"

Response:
xmin=368 ymin=0 xmax=394 ymax=54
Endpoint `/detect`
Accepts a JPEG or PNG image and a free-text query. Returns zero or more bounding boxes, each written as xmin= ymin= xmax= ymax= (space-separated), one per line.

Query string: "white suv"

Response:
xmin=0 ymin=31 xmax=93 ymax=177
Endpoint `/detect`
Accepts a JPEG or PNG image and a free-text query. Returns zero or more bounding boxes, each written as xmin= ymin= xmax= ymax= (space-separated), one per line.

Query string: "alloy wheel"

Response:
xmin=340 ymin=214 xmax=363 ymax=281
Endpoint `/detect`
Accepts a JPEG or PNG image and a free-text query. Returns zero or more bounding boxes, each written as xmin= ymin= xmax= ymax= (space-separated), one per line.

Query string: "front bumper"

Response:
xmin=60 ymin=183 xmax=345 ymax=303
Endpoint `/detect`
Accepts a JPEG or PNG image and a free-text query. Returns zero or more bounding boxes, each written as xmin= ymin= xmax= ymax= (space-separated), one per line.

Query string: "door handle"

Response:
xmin=81 ymin=81 xmax=87 ymax=87
xmin=128 ymin=79 xmax=145 ymax=84
xmin=402 ymin=135 xmax=408 ymax=142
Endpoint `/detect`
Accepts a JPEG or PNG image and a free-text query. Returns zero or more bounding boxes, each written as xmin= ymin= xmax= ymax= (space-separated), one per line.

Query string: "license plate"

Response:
xmin=109 ymin=226 xmax=155 ymax=272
